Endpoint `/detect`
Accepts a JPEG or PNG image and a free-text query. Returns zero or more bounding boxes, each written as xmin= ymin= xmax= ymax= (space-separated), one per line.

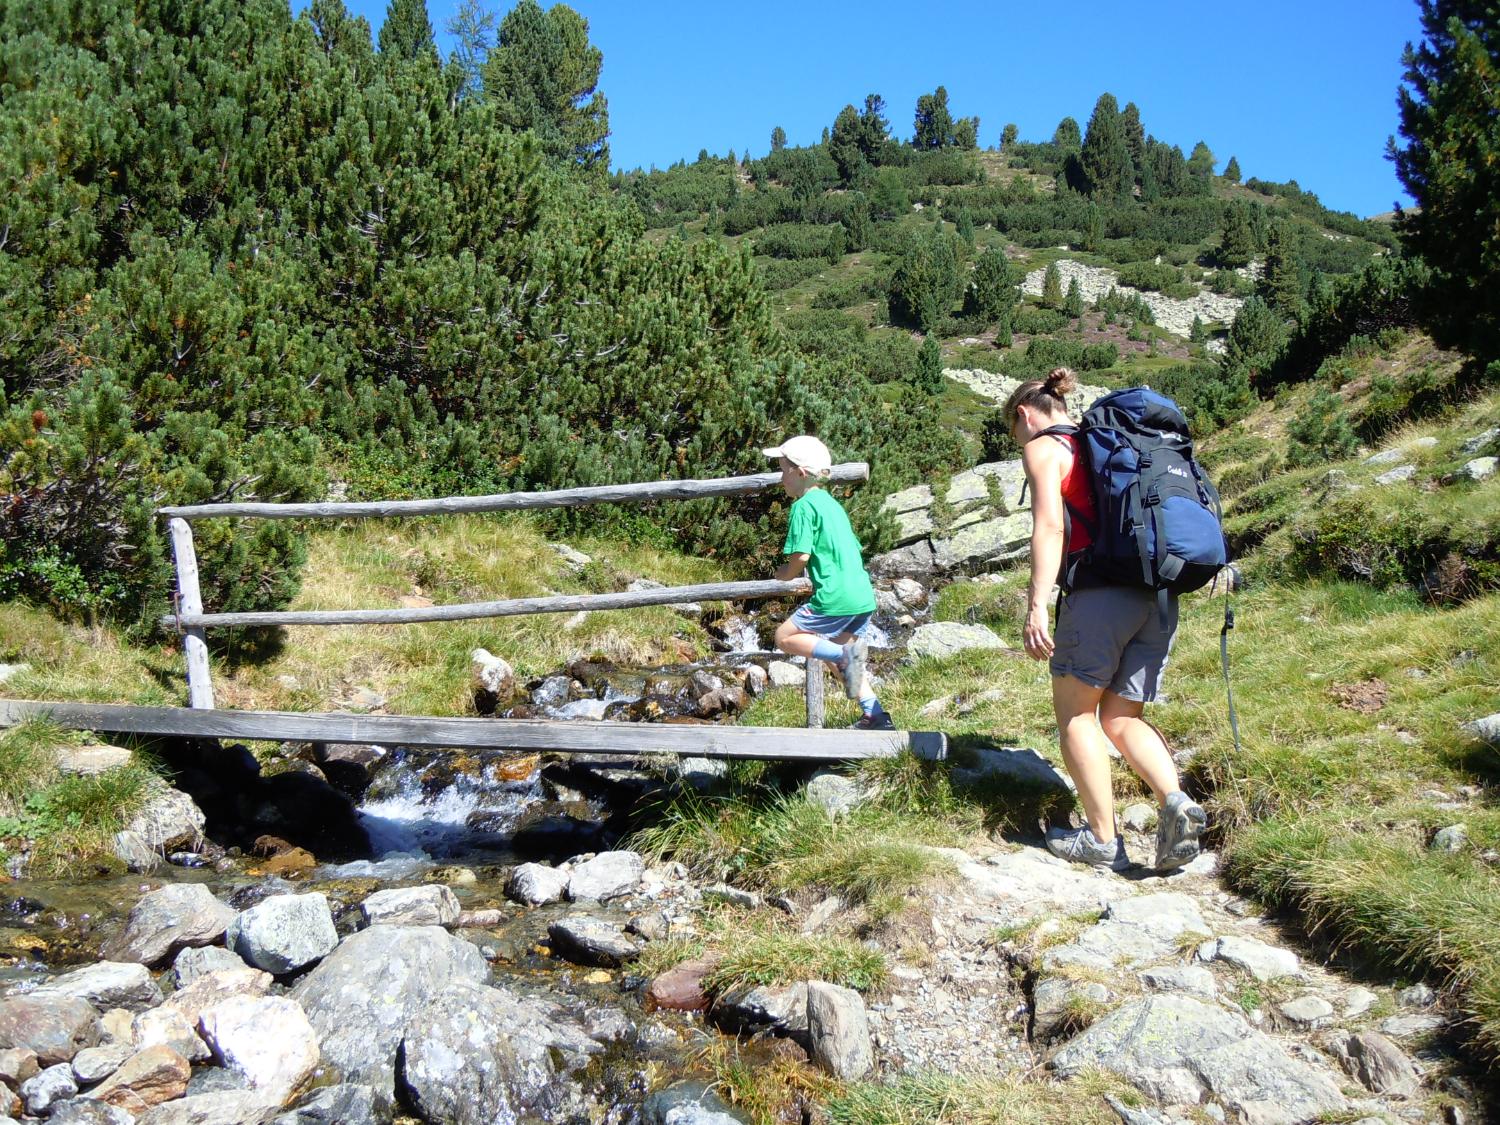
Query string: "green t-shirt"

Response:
xmin=782 ymin=487 xmax=876 ymax=616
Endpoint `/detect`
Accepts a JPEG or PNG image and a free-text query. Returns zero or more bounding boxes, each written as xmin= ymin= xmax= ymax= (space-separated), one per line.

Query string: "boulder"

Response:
xmin=105 ymin=883 xmax=236 ymax=965
xmin=359 ymin=885 xmax=460 ymax=928
xmin=113 ymin=783 xmax=206 ymax=871
xmin=1374 ymin=464 xmax=1417 ymax=486
xmin=868 ymin=540 xmax=936 ymax=580
xmin=670 ymin=757 xmax=731 ymax=795
xmin=881 ymin=484 xmax=932 ymax=515
xmin=172 ymin=945 xmax=249 ymax=989
xmin=0 ymin=1046 xmax=39 ymax=1085
xmin=471 ymin=648 xmax=517 ymax=706
xmin=507 ymin=863 xmax=569 ymax=906
xmin=55 ymin=744 xmax=132 ymax=776
xmin=804 ymin=771 xmax=867 ymax=817
xmin=90 ymin=1045 xmax=191 ymax=1112
xmin=1330 ymin=1031 xmax=1420 ymax=1096
xmin=766 ymin=661 xmax=805 ymax=688
xmin=1462 ymin=456 xmax=1497 ymax=482
xmin=566 ymin=851 xmax=644 ymax=902
xmin=399 ymin=980 xmax=598 ymax=1125
xmin=547 ymin=915 xmax=641 ymax=967
xmin=1051 ymin=995 xmax=1346 ymax=1124
xmin=1203 ymin=935 xmax=1301 ymax=981
xmin=930 ymin=513 xmax=1031 ymax=572
xmin=33 ymin=962 xmax=162 ymax=1013
xmin=46 ymin=1100 xmax=136 ymax=1125
xmin=1031 ymin=976 xmax=1110 ymax=1043
xmin=70 ymin=1041 xmax=134 ymax=1083
xmin=642 ymin=1081 xmax=749 ymax=1125
xmin=712 ymin=982 xmax=807 ymax=1039
xmin=891 ymin=577 xmax=927 ymax=607
xmin=200 ymin=996 xmax=319 ymax=1105
xmin=645 ymin=956 xmax=721 ymax=1013
xmin=806 ymin=981 xmax=872 ymax=1080
xmin=224 ymin=893 xmax=339 ymax=975
xmin=160 ymin=968 xmax=272 ymax=1026
xmin=1462 ymin=712 xmax=1500 ymax=748
xmin=22 ymin=1063 xmax=79 ymax=1115
xmin=271 ymin=1084 xmax=394 ymax=1125
xmin=133 ymin=1006 xmax=210 ymax=1063
xmin=1432 ymin=824 xmax=1468 ymax=853
xmin=890 ymin=508 xmax=934 ymax=545
xmin=0 ymin=994 xmax=99 ymax=1064
xmin=906 ymin=621 xmax=1008 ymax=661
xmin=292 ymin=925 xmax=487 ymax=1099
xmin=134 ymin=1090 xmax=280 ymax=1125
xmin=1138 ymin=965 xmax=1216 ymax=1000
xmin=1277 ymin=996 xmax=1334 ymax=1030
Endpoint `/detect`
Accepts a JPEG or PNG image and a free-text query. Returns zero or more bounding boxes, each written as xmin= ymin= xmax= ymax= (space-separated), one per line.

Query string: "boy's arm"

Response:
xmin=775 ymin=553 xmax=810 ymax=582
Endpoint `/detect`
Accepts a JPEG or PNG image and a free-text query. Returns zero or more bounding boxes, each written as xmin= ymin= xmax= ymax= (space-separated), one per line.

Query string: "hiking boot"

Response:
xmin=840 ymin=636 xmax=868 ymax=700
xmin=1155 ymin=791 xmax=1207 ymax=871
xmin=849 ymin=710 xmax=895 ymax=731
xmin=1045 ymin=825 xmax=1130 ymax=871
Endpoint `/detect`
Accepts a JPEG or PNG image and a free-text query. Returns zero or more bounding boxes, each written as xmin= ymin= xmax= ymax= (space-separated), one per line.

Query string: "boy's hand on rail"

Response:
xmin=1022 ymin=605 xmax=1053 ymax=661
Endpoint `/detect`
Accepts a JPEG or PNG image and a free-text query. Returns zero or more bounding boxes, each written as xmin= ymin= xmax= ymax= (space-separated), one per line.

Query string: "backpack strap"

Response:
xmin=1023 ymin=424 xmax=1091 ymax=592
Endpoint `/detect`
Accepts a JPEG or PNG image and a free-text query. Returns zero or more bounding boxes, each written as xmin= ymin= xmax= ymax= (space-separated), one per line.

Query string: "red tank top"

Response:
xmin=1055 ymin=433 xmax=1096 ymax=554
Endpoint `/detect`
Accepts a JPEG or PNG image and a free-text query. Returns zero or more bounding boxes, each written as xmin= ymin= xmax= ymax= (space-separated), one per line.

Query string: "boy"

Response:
xmin=764 ymin=435 xmax=892 ymax=731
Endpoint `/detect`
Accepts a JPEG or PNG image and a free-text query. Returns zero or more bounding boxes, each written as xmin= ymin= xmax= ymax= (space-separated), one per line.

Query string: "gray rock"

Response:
xmin=1374 ymin=464 xmax=1417 ymax=486
xmin=71 ymin=1041 xmax=133 ymax=1083
xmin=173 ymin=945 xmax=250 ymax=989
xmin=470 ymin=648 xmax=516 ymax=704
xmin=1380 ymin=1013 xmax=1443 ymax=1039
xmin=1331 ymin=1031 xmax=1420 ymax=1096
xmin=1203 ymin=935 xmax=1301 ymax=981
xmin=1052 ymin=995 xmax=1346 ymax=1124
xmin=0 ymin=994 xmax=99 ymax=1064
xmin=0 ymin=1046 xmax=39 ymax=1085
xmin=134 ymin=1090 xmax=280 ymax=1125
xmin=292 ymin=925 xmax=488 ymax=1099
xmin=891 ymin=508 xmax=934 ymax=545
xmin=1431 ymin=824 xmax=1467 ymax=853
xmin=804 ymin=771 xmax=866 ymax=816
xmin=931 ymin=512 xmax=1032 ymax=572
xmin=547 ymin=915 xmax=640 ymax=967
xmin=1032 ymin=976 xmax=1110 ymax=1042
xmin=227 ymin=893 xmax=339 ymax=974
xmin=906 ymin=621 xmax=1008 ymax=661
xmin=882 ymin=484 xmax=933 ymax=515
xmin=1462 ymin=456 xmax=1497 ymax=482
xmin=712 ymin=982 xmax=808 ymax=1038
xmin=1277 ymin=996 xmax=1334 ymax=1030
xmin=891 ymin=577 xmax=927 ymax=607
xmin=549 ymin=543 xmax=593 ymax=571
xmin=55 ymin=744 xmax=132 ymax=775
xmin=1462 ymin=712 xmax=1500 ymax=747
xmin=200 ymin=995 xmax=320 ymax=1104
xmin=1139 ymin=965 xmax=1217 ymax=999
xmin=582 ymin=1007 xmax=634 ymax=1044
xmin=868 ymin=539 xmax=936 ymax=580
xmin=507 ymin=862 xmax=569 ymax=906
xmin=1105 ymin=1093 xmax=1168 ymax=1125
xmin=1045 ymin=894 xmax=1209 ymax=975
xmin=766 ymin=660 xmax=805 ymax=688
xmin=33 ymin=962 xmax=162 ymax=1013
xmin=950 ymin=745 xmax=1072 ymax=794
xmin=113 ymin=782 xmax=206 ymax=871
xmin=0 ymin=662 xmax=31 ymax=685
xmin=359 ymin=885 xmax=460 ymax=928
xmin=672 ymin=756 xmax=730 ymax=794
xmin=399 ymin=980 xmax=597 ymax=1125
xmin=272 ymin=1084 xmax=393 ymax=1125
xmin=702 ymin=884 xmax=761 ymax=909
xmin=566 ymin=850 xmax=645 ymax=902
xmin=1121 ymin=803 xmax=1156 ymax=832
xmin=133 ymin=1006 xmax=210 ymax=1062
xmin=47 ymin=1101 xmax=136 ymax=1125
xmin=105 ymin=882 xmax=236 ymax=965
xmin=1461 ymin=427 xmax=1500 ymax=455
xmin=22 ymin=1062 xmax=78 ymax=1115
xmin=945 ymin=470 xmax=989 ymax=507
xmin=1343 ymin=986 xmax=1379 ymax=1018
xmin=806 ymin=981 xmax=871 ymax=1080
xmin=1398 ymin=982 xmax=1436 ymax=1008
xmin=642 ymin=1081 xmax=749 ymax=1125
xmin=801 ymin=896 xmax=843 ymax=935
xmin=1365 ymin=448 xmax=1407 ymax=466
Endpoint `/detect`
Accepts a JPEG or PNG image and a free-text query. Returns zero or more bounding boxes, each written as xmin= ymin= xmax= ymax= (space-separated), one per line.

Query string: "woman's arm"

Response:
xmin=1021 ymin=438 xmax=1067 ymax=660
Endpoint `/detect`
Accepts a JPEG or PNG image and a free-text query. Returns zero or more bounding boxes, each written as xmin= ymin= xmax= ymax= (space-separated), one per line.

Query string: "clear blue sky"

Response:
xmin=319 ymin=0 xmax=1424 ymax=218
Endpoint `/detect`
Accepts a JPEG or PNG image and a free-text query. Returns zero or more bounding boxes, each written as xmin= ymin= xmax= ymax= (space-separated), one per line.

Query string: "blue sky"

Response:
xmin=320 ymin=0 xmax=1424 ymax=218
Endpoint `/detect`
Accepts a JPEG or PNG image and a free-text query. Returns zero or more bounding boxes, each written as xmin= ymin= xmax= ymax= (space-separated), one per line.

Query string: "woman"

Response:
xmin=1006 ymin=367 xmax=1206 ymax=872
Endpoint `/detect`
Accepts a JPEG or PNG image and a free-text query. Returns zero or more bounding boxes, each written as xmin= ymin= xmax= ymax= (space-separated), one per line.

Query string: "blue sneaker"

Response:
xmin=1046 ymin=825 xmax=1130 ymax=871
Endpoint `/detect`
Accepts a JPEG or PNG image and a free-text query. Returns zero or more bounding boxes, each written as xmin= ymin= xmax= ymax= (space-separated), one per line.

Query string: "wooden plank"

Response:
xmin=0 ymin=700 xmax=946 ymax=762
xmin=157 ymin=463 xmax=870 ymax=521
xmin=805 ymin=659 xmax=824 ymax=729
xmin=167 ymin=519 xmax=214 ymax=709
xmin=158 ymin=578 xmax=813 ymax=632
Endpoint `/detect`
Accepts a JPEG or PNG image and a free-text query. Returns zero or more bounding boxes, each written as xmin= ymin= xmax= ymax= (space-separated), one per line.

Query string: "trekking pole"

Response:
xmin=1218 ymin=565 xmax=1243 ymax=756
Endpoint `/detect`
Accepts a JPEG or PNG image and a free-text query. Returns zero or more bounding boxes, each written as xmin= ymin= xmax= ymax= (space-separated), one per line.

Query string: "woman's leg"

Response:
xmin=1098 ymin=691 xmax=1180 ymax=804
xmin=1052 ymin=673 xmax=1117 ymax=840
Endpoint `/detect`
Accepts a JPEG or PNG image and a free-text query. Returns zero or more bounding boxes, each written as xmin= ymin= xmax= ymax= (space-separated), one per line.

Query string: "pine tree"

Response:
xmin=1391 ymin=0 xmax=1500 ymax=361
xmin=378 ymin=0 xmax=439 ymax=64
xmin=857 ymin=94 xmax=891 ymax=163
xmin=916 ymin=335 xmax=944 ymax=395
xmin=1262 ymin=223 xmax=1304 ymax=319
xmin=1052 ymin=117 xmax=1081 ymax=151
xmin=1120 ymin=101 xmax=1146 ymax=174
xmin=771 ymin=125 xmax=787 ymax=152
xmin=1287 ymin=389 xmax=1358 ymax=466
xmin=1224 ymin=296 xmax=1287 ymax=384
xmin=446 ymin=0 xmax=496 ymax=99
xmin=913 ymin=86 xmax=955 ymax=149
xmin=484 ymin=0 xmax=609 ymax=172
xmin=1187 ymin=140 xmax=1215 ymax=179
xmin=829 ymin=104 xmax=866 ymax=185
xmin=1224 ymin=155 xmax=1242 ymax=182
xmin=1064 ymin=278 xmax=1084 ymax=318
xmin=1190 ymin=315 xmax=1206 ymax=343
xmin=953 ymin=117 xmax=979 ymax=149
xmin=1218 ymin=204 xmax=1256 ymax=268
xmin=956 ymin=208 xmax=975 ymax=250
xmin=1082 ymin=203 xmax=1104 ymax=252
xmin=1001 ymin=122 xmax=1018 ymax=148
xmin=888 ymin=227 xmax=963 ymax=331
xmin=965 ymin=246 xmax=1019 ymax=325
xmin=1042 ymin=261 xmax=1064 ymax=309
xmin=1080 ymin=93 xmax=1132 ymax=198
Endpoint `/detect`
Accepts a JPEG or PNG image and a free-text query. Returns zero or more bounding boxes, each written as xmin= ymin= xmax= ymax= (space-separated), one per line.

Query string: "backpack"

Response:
xmin=1040 ymin=386 xmax=1229 ymax=597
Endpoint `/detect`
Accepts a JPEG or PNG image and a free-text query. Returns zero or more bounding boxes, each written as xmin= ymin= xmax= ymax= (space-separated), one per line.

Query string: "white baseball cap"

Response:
xmin=763 ymin=435 xmax=833 ymax=476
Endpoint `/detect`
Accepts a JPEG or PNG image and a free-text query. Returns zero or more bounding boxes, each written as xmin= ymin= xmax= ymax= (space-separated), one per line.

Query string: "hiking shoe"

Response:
xmin=1045 ymin=825 xmax=1130 ymax=871
xmin=840 ymin=636 xmax=869 ymax=700
xmin=1155 ymin=791 xmax=1207 ymax=871
xmin=850 ymin=710 xmax=895 ymax=731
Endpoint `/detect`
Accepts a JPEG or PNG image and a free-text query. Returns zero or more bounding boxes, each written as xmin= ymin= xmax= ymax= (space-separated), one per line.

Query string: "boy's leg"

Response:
xmin=773 ymin=617 xmax=841 ymax=662
xmin=832 ymin=629 xmax=882 ymax=715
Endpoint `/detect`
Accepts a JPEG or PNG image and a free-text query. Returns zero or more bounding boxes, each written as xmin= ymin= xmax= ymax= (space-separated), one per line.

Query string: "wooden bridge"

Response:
xmin=0 ymin=464 xmax=946 ymax=762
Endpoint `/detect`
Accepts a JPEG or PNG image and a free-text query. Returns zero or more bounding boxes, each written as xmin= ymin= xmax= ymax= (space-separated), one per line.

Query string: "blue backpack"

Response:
xmin=1041 ymin=387 xmax=1229 ymax=597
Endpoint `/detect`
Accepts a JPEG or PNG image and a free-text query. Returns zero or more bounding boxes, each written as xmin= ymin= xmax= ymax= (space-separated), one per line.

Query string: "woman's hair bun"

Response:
xmin=1043 ymin=366 xmax=1077 ymax=396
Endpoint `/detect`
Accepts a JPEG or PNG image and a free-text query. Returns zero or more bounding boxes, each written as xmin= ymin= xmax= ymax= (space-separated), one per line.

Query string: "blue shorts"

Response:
xmin=788 ymin=605 xmax=873 ymax=640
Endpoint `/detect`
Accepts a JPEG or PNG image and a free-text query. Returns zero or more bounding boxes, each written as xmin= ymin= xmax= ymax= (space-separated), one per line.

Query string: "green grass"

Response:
xmin=701 ymin=909 xmax=888 ymax=993
xmin=826 ymin=1071 xmax=1126 ymax=1125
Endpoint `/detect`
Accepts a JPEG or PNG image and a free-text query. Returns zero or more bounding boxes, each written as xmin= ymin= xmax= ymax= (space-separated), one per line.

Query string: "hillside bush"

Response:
xmin=1116 ymin=261 xmax=1183 ymax=293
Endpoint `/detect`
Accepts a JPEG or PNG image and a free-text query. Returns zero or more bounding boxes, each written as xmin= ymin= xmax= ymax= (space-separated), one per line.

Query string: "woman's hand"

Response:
xmin=1023 ymin=603 xmax=1053 ymax=660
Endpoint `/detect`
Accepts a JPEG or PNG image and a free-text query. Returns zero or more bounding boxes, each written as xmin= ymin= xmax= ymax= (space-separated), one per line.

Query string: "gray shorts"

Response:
xmin=1050 ymin=585 xmax=1179 ymax=702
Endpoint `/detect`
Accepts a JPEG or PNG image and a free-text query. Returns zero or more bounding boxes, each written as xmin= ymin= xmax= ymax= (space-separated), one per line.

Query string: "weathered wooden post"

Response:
xmin=168 ymin=518 xmax=214 ymax=709
xmin=804 ymin=659 xmax=824 ymax=729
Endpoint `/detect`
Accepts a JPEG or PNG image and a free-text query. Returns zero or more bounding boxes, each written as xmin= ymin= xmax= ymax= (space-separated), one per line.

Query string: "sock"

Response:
xmin=812 ymin=638 xmax=845 ymax=665
xmin=859 ymin=695 xmax=880 ymax=716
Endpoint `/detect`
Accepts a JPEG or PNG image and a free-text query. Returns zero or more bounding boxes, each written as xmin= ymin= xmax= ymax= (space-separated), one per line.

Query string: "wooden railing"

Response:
xmin=161 ymin=464 xmax=870 ymax=725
